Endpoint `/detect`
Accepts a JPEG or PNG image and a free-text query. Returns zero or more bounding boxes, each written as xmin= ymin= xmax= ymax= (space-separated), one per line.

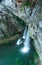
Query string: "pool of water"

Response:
xmin=0 ymin=38 xmax=37 ymax=65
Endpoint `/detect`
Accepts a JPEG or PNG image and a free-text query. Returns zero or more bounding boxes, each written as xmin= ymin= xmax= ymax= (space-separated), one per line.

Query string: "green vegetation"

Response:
xmin=15 ymin=58 xmax=23 ymax=65
xmin=29 ymin=60 xmax=36 ymax=65
xmin=29 ymin=50 xmax=38 ymax=65
xmin=22 ymin=0 xmax=32 ymax=7
xmin=34 ymin=52 xmax=38 ymax=59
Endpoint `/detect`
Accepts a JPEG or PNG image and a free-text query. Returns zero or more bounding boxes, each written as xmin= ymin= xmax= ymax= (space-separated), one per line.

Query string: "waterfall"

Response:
xmin=21 ymin=28 xmax=30 ymax=53
xmin=16 ymin=26 xmax=30 ymax=53
xmin=16 ymin=27 xmax=27 ymax=45
xmin=24 ymin=28 xmax=30 ymax=47
xmin=22 ymin=27 xmax=27 ymax=39
xmin=16 ymin=38 xmax=21 ymax=45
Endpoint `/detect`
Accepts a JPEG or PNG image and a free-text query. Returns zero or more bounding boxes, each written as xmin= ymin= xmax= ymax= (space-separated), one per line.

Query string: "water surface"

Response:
xmin=0 ymin=38 xmax=36 ymax=65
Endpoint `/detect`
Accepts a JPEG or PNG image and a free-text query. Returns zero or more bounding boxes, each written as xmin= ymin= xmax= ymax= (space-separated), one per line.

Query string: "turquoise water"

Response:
xmin=0 ymin=38 xmax=37 ymax=65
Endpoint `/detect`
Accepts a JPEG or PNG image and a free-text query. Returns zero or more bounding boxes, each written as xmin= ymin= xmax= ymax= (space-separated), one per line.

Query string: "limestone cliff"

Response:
xmin=0 ymin=0 xmax=42 ymax=64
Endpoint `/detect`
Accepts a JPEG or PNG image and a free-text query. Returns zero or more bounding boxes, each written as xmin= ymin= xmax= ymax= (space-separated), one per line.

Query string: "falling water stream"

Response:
xmin=16 ymin=26 xmax=30 ymax=53
xmin=20 ymin=27 xmax=30 ymax=53
xmin=16 ymin=26 xmax=28 ymax=45
xmin=23 ymin=28 xmax=30 ymax=47
xmin=22 ymin=26 xmax=28 ymax=39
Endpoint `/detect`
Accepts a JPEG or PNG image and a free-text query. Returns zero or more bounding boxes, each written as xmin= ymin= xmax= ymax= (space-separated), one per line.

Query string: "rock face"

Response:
xmin=0 ymin=13 xmax=24 ymax=38
xmin=14 ymin=0 xmax=42 ymax=64
xmin=0 ymin=0 xmax=42 ymax=64
xmin=0 ymin=6 xmax=25 ymax=40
